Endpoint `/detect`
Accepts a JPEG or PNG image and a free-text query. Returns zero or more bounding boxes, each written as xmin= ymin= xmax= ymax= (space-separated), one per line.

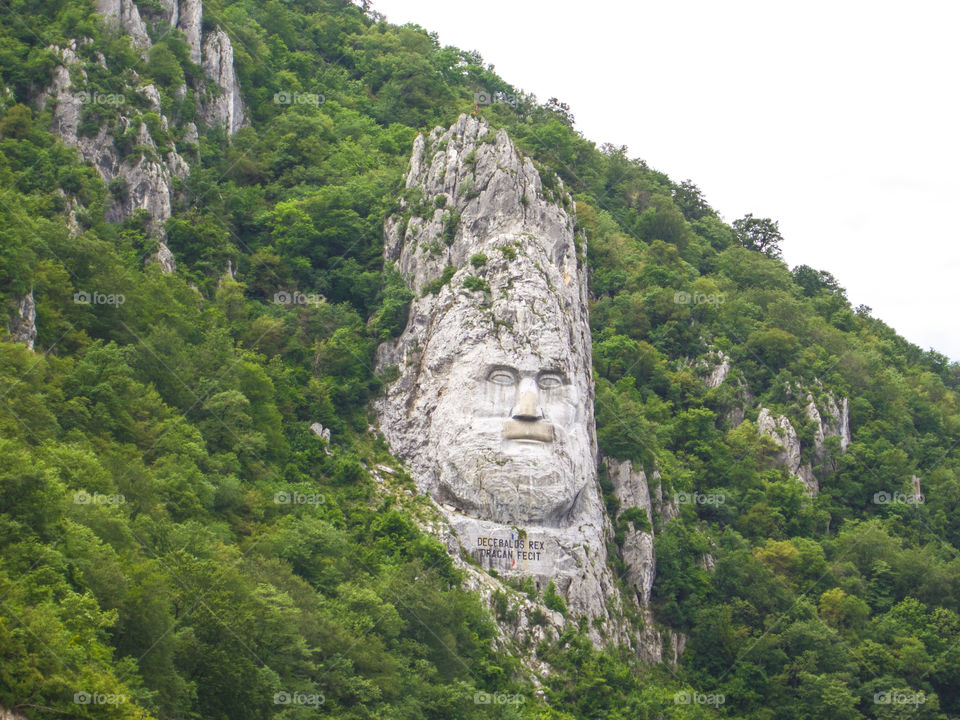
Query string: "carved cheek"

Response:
xmin=541 ymin=389 xmax=576 ymax=427
xmin=477 ymin=381 xmax=515 ymax=417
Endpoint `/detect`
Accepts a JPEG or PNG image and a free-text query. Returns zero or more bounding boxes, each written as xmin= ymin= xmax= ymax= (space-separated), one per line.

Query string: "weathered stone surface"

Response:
xmin=8 ymin=290 xmax=37 ymax=350
xmin=182 ymin=121 xmax=199 ymax=146
xmin=42 ymin=47 xmax=188 ymax=238
xmin=160 ymin=0 xmax=179 ymax=26
xmin=757 ymin=407 xmax=802 ymax=475
xmin=309 ymin=422 xmax=331 ymax=443
xmin=97 ymin=0 xmax=150 ymax=51
xmin=823 ymin=393 xmax=851 ymax=451
xmin=606 ymin=458 xmax=655 ymax=606
xmin=199 ymin=29 xmax=247 ymax=135
xmin=757 ymin=388 xmax=851 ymax=496
xmin=667 ymin=630 xmax=688 ymax=669
xmin=178 ymin=0 xmax=203 ymax=64
xmin=651 ymin=472 xmax=678 ymax=528
xmin=45 ymin=44 xmax=85 ymax=141
xmin=155 ymin=241 xmax=176 ymax=274
xmin=375 ymin=115 xmax=622 ymax=637
xmin=140 ymin=83 xmax=162 ymax=112
xmin=705 ymin=350 xmax=731 ymax=389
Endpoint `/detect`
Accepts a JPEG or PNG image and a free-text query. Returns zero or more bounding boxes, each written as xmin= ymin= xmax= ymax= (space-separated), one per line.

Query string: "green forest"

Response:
xmin=1 ymin=0 xmax=959 ymax=718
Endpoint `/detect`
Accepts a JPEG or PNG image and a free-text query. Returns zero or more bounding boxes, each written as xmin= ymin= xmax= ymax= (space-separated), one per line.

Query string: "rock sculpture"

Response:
xmin=375 ymin=115 xmax=619 ymax=624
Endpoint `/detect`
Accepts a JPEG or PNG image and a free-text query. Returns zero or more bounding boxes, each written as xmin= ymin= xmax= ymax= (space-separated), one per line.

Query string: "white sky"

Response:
xmin=372 ymin=0 xmax=960 ymax=362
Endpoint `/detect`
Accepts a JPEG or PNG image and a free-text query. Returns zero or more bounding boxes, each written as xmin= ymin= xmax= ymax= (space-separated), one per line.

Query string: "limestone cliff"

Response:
xmin=375 ymin=115 xmax=640 ymax=651
xmin=702 ymin=351 xmax=851 ymax=495
xmin=7 ymin=290 xmax=37 ymax=350
xmin=199 ymin=29 xmax=247 ymax=135
xmin=41 ymin=0 xmax=248 ymax=246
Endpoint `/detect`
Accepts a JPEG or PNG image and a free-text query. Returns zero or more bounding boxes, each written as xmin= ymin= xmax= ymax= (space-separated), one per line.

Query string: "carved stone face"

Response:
xmin=376 ymin=114 xmax=598 ymax=530
xmin=376 ymin=116 xmax=612 ymax=622
xmin=417 ymin=286 xmax=595 ymax=527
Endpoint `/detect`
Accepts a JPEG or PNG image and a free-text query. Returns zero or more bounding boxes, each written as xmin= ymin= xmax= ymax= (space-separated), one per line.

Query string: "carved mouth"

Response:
xmin=501 ymin=420 xmax=555 ymax=443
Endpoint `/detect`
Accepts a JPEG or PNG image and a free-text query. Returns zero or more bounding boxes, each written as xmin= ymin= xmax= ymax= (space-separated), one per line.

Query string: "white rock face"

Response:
xmin=160 ymin=0 xmax=179 ymax=26
xmin=97 ymin=0 xmax=150 ymax=51
xmin=8 ymin=289 xmax=37 ymax=350
xmin=705 ymin=350 xmax=731 ymax=389
xmin=376 ymin=115 xmax=622 ymax=633
xmin=606 ymin=458 xmax=655 ymax=606
xmin=757 ymin=407 xmax=802 ymax=475
xmin=42 ymin=45 xmax=188 ymax=245
xmin=758 ymin=388 xmax=851 ymax=496
xmin=200 ymin=29 xmax=247 ymax=135
xmin=155 ymin=241 xmax=176 ymax=274
xmin=178 ymin=0 xmax=204 ymax=64
xmin=822 ymin=394 xmax=851 ymax=451
xmin=140 ymin=83 xmax=162 ymax=112
xmin=309 ymin=422 xmax=331 ymax=443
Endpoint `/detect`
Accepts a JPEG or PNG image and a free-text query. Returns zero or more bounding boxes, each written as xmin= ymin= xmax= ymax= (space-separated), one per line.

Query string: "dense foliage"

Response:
xmin=1 ymin=0 xmax=959 ymax=718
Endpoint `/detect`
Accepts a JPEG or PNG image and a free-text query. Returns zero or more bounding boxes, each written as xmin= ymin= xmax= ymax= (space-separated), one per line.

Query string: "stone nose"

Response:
xmin=511 ymin=379 xmax=542 ymax=420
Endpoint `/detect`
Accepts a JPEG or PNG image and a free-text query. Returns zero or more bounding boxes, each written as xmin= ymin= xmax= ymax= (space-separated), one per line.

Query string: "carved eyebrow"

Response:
xmin=537 ymin=367 xmax=565 ymax=376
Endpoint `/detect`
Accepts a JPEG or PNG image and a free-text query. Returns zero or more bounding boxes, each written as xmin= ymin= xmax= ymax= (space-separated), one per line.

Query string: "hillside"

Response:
xmin=2 ymin=1 xmax=959 ymax=719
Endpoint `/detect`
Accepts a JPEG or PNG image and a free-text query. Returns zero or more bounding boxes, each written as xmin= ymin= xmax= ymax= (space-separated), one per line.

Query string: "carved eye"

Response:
xmin=488 ymin=370 xmax=516 ymax=386
xmin=538 ymin=373 xmax=563 ymax=389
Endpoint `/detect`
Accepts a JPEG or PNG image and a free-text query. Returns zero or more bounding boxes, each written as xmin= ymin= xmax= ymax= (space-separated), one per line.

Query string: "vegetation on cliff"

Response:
xmin=1 ymin=0 xmax=959 ymax=718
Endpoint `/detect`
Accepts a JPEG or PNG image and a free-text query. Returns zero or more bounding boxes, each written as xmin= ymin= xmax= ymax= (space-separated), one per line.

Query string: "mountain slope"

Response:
xmin=1 ymin=1 xmax=959 ymax=719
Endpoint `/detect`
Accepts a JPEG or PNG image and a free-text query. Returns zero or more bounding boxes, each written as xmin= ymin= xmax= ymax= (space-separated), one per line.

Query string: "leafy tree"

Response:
xmin=733 ymin=213 xmax=785 ymax=257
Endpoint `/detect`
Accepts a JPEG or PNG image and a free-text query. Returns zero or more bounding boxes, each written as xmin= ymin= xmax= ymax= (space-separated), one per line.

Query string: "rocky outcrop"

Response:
xmin=177 ymin=0 xmax=204 ymax=64
xmin=42 ymin=44 xmax=186 ymax=251
xmin=8 ymin=290 xmax=37 ymax=350
xmin=707 ymin=353 xmax=850 ymax=496
xmin=757 ymin=388 xmax=851 ymax=496
xmin=606 ymin=458 xmax=655 ymax=606
xmin=757 ymin=407 xmax=803 ymax=475
xmin=140 ymin=83 xmax=162 ymax=112
xmin=652 ymin=473 xmax=678 ymax=527
xmin=309 ymin=422 xmax=331 ymax=443
xmin=155 ymin=241 xmax=176 ymax=273
xmin=199 ymin=29 xmax=247 ymax=134
xmin=97 ymin=0 xmax=150 ymax=52
xmin=42 ymin=0 xmax=248 ymax=246
xmin=375 ymin=115 xmax=627 ymax=645
xmin=704 ymin=350 xmax=731 ymax=389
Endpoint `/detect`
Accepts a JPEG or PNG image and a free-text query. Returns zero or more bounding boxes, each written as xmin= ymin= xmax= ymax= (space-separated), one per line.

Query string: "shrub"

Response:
xmin=463 ymin=276 xmax=489 ymax=293
xmin=421 ymin=265 xmax=457 ymax=296
xmin=543 ymin=581 xmax=567 ymax=616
